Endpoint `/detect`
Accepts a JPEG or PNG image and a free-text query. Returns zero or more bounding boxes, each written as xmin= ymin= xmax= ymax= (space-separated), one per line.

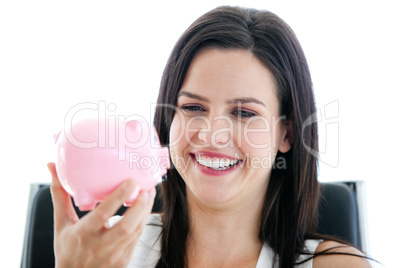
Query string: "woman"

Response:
xmin=48 ymin=6 xmax=372 ymax=268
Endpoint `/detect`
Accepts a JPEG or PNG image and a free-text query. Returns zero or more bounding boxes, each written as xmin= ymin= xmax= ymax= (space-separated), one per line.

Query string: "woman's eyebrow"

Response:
xmin=177 ymin=91 xmax=209 ymax=102
xmin=178 ymin=91 xmax=266 ymax=107
xmin=227 ymin=98 xmax=266 ymax=107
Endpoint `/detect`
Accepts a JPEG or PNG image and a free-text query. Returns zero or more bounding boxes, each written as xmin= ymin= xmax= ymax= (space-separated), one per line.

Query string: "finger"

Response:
xmin=105 ymin=188 xmax=156 ymax=241
xmin=84 ymin=180 xmax=137 ymax=231
xmin=121 ymin=237 xmax=141 ymax=264
xmin=122 ymin=188 xmax=156 ymax=226
xmin=48 ymin=162 xmax=79 ymax=230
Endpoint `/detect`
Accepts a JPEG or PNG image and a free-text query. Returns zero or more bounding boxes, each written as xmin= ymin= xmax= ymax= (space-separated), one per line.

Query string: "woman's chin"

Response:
xmin=187 ymin=184 xmax=238 ymax=208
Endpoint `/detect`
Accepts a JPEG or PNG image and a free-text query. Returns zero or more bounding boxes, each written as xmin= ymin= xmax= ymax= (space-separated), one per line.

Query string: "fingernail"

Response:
xmin=47 ymin=163 xmax=54 ymax=174
xmin=123 ymin=180 xmax=136 ymax=192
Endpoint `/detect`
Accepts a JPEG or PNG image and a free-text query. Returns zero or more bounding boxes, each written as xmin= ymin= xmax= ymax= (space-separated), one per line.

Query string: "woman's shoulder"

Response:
xmin=139 ymin=213 xmax=163 ymax=245
xmin=146 ymin=212 xmax=163 ymax=225
xmin=313 ymin=240 xmax=372 ymax=268
xmin=127 ymin=213 xmax=162 ymax=268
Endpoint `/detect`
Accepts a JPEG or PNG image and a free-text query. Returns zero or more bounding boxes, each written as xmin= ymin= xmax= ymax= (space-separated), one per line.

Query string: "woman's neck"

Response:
xmin=185 ymin=188 xmax=265 ymax=267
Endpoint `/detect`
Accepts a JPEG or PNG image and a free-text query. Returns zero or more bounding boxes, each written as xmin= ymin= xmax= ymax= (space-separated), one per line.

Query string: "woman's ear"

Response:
xmin=278 ymin=120 xmax=293 ymax=153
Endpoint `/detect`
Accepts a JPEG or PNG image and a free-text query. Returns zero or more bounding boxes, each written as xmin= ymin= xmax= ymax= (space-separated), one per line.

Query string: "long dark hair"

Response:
xmin=153 ymin=6 xmax=319 ymax=267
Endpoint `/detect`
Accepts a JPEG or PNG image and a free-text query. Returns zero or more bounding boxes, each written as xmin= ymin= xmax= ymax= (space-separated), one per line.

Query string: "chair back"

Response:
xmin=20 ymin=182 xmax=366 ymax=268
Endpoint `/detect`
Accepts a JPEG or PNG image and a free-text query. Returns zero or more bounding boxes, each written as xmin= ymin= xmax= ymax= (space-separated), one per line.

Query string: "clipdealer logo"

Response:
xmin=302 ymin=100 xmax=339 ymax=168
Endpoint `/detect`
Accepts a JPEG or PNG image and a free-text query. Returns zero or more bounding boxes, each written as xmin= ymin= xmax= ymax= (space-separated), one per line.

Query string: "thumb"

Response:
xmin=47 ymin=162 xmax=79 ymax=230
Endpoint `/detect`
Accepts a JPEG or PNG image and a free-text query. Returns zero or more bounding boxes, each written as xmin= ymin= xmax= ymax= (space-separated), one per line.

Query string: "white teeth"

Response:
xmin=211 ymin=158 xmax=220 ymax=168
xmin=195 ymin=155 xmax=240 ymax=170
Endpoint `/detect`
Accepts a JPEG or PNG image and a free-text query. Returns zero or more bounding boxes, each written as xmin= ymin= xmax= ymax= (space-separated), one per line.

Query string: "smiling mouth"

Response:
xmin=192 ymin=154 xmax=241 ymax=170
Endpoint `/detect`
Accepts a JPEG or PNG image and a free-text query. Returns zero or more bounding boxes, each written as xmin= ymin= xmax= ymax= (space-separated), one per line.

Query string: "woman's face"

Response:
xmin=169 ymin=48 xmax=291 ymax=209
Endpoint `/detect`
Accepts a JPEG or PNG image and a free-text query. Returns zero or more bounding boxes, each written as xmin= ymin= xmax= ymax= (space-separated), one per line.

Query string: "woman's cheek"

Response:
xmin=241 ymin=120 xmax=272 ymax=151
xmin=243 ymin=131 xmax=270 ymax=149
xmin=240 ymin=121 xmax=278 ymax=169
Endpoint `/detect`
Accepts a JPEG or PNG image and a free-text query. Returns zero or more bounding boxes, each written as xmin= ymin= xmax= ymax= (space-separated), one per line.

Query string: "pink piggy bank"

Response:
xmin=54 ymin=117 xmax=170 ymax=211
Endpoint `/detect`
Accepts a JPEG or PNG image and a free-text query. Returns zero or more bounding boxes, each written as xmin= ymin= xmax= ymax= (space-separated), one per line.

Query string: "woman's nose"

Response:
xmin=198 ymin=115 xmax=232 ymax=148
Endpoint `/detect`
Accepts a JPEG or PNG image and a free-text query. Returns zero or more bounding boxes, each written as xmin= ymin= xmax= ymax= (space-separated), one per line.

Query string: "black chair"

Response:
xmin=316 ymin=182 xmax=367 ymax=250
xmin=20 ymin=181 xmax=367 ymax=268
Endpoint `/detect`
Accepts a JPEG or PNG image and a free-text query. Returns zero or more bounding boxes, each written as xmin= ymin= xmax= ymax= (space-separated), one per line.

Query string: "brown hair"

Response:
xmin=153 ymin=6 xmax=319 ymax=267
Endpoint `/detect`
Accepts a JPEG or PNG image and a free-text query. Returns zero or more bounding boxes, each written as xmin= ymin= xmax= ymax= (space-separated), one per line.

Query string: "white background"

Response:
xmin=1 ymin=1 xmax=400 ymax=267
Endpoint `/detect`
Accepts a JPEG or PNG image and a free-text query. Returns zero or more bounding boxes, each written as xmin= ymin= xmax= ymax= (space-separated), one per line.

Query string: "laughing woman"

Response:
xmin=48 ymin=6 xmax=372 ymax=268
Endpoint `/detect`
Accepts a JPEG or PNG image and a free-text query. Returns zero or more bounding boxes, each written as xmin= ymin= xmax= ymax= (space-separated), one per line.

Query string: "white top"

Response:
xmin=125 ymin=213 xmax=321 ymax=268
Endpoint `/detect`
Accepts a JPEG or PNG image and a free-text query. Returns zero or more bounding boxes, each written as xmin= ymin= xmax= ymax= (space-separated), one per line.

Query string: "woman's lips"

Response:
xmin=190 ymin=153 xmax=243 ymax=176
xmin=191 ymin=150 xmax=241 ymax=160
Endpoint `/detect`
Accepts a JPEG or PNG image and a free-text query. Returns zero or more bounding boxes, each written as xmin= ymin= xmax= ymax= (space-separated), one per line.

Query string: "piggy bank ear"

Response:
xmin=125 ymin=119 xmax=151 ymax=136
xmin=125 ymin=120 xmax=140 ymax=132
xmin=54 ymin=131 xmax=61 ymax=144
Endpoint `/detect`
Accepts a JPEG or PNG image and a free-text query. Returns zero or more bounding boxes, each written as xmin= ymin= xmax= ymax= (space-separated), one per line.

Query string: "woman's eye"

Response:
xmin=232 ymin=109 xmax=257 ymax=118
xmin=180 ymin=105 xmax=205 ymax=113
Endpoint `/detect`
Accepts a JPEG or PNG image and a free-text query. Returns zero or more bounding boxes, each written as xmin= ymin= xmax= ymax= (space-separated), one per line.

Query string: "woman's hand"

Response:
xmin=47 ymin=162 xmax=156 ymax=268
